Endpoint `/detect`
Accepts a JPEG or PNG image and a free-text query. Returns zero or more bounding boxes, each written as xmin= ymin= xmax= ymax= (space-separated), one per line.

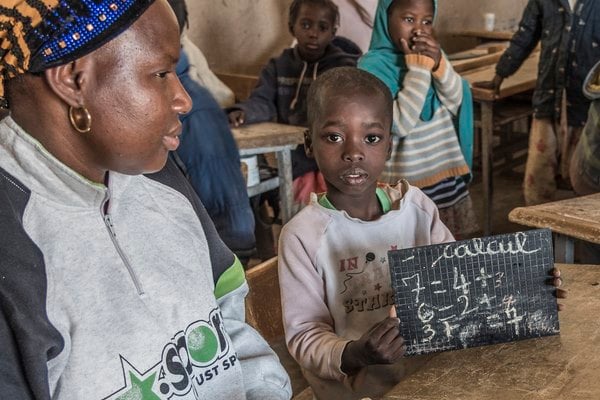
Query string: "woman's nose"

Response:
xmin=174 ymin=77 xmax=192 ymax=115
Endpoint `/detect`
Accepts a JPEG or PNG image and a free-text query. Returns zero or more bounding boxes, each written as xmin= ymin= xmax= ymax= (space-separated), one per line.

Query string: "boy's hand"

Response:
xmin=341 ymin=307 xmax=406 ymax=375
xmin=401 ymin=30 xmax=441 ymax=71
xmin=228 ymin=110 xmax=245 ymax=127
xmin=550 ymin=267 xmax=567 ymax=311
xmin=473 ymin=74 xmax=504 ymax=97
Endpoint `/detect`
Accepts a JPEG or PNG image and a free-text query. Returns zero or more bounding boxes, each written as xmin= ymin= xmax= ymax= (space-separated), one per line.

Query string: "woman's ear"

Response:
xmin=304 ymin=129 xmax=314 ymax=158
xmin=44 ymin=56 xmax=93 ymax=108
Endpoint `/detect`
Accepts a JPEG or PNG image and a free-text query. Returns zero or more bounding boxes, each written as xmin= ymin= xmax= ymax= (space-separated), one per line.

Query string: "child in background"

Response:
xmin=474 ymin=0 xmax=600 ymax=206
xmin=167 ymin=0 xmax=256 ymax=263
xmin=358 ymin=0 xmax=477 ymax=238
xmin=227 ymin=0 xmax=358 ymax=205
xmin=278 ymin=67 xmax=453 ymax=400
xmin=278 ymin=67 xmax=566 ymax=400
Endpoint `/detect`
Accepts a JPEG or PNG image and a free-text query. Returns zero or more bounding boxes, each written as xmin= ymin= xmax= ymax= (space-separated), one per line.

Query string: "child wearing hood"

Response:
xmin=227 ymin=0 xmax=359 ymax=205
xmin=358 ymin=0 xmax=477 ymax=238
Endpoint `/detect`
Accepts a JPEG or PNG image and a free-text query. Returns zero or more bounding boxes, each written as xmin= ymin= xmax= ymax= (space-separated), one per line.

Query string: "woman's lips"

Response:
xmin=162 ymin=135 xmax=180 ymax=151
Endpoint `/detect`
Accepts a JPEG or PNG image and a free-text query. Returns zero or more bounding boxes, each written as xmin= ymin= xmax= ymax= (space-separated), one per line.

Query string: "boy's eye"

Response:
xmin=326 ymin=133 xmax=343 ymax=143
xmin=365 ymin=135 xmax=382 ymax=144
xmin=403 ymin=16 xmax=414 ymax=23
xmin=155 ymin=71 xmax=170 ymax=79
xmin=422 ymin=19 xmax=433 ymax=25
xmin=302 ymin=22 xmax=311 ymax=29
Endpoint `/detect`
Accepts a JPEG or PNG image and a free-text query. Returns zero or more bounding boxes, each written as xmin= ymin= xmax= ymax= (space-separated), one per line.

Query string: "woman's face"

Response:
xmin=80 ymin=0 xmax=192 ymax=180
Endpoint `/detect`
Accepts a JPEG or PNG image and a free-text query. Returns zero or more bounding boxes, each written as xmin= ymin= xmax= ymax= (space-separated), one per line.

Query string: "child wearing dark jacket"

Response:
xmin=228 ymin=0 xmax=358 ymax=205
xmin=475 ymin=0 xmax=600 ymax=206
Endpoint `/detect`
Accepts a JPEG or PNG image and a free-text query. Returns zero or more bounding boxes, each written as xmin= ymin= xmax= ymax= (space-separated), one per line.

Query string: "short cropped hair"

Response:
xmin=288 ymin=0 xmax=340 ymax=34
xmin=307 ymin=67 xmax=393 ymax=131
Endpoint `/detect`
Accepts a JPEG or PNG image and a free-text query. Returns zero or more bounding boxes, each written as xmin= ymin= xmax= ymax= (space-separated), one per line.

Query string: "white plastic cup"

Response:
xmin=484 ymin=12 xmax=495 ymax=32
xmin=241 ymin=155 xmax=260 ymax=187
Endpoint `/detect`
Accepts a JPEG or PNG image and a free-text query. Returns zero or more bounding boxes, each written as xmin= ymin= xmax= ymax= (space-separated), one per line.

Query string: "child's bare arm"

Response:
xmin=341 ymin=307 xmax=406 ymax=375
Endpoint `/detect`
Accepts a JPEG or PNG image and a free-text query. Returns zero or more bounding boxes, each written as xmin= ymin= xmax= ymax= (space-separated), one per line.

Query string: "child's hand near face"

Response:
xmin=228 ymin=110 xmax=246 ymax=127
xmin=341 ymin=306 xmax=406 ymax=375
xmin=400 ymin=30 xmax=441 ymax=71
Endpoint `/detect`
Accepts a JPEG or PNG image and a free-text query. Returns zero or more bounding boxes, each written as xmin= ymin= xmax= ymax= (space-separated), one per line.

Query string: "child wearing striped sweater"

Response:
xmin=359 ymin=0 xmax=477 ymax=238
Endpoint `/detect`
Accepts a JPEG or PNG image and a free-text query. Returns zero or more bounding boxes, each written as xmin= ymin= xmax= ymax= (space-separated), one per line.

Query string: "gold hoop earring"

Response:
xmin=69 ymin=106 xmax=92 ymax=133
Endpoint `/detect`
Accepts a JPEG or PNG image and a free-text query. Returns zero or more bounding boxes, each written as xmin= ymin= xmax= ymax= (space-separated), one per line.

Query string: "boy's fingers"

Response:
xmin=388 ymin=306 xmax=397 ymax=318
xmin=557 ymin=303 xmax=565 ymax=312
xmin=556 ymin=288 xmax=568 ymax=299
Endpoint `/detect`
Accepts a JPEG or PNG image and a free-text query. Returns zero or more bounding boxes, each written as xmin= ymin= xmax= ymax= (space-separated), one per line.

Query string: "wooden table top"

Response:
xmin=509 ymin=193 xmax=600 ymax=245
xmin=231 ymin=122 xmax=305 ymax=150
xmin=452 ymin=30 xmax=516 ymax=41
xmin=383 ymin=263 xmax=600 ymax=400
xmin=461 ymin=51 xmax=539 ymax=102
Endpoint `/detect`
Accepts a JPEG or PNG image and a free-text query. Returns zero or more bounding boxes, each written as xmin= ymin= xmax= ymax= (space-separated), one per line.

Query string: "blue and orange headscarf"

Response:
xmin=358 ymin=0 xmax=473 ymax=171
xmin=0 ymin=0 xmax=155 ymax=107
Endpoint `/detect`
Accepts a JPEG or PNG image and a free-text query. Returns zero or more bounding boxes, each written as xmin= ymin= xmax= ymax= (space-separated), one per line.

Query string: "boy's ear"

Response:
xmin=304 ymin=129 xmax=314 ymax=158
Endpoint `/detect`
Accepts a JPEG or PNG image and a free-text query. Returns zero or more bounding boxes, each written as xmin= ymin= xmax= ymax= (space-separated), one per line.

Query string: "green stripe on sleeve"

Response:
xmin=214 ymin=256 xmax=246 ymax=299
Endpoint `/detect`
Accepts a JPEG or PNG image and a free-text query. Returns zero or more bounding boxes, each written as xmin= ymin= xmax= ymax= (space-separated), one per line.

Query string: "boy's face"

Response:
xmin=387 ymin=0 xmax=434 ymax=51
xmin=292 ymin=3 xmax=336 ymax=63
xmin=306 ymin=92 xmax=392 ymax=201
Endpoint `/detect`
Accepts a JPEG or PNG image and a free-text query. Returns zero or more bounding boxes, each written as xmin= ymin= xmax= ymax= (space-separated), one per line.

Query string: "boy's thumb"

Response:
xmin=388 ymin=306 xmax=397 ymax=318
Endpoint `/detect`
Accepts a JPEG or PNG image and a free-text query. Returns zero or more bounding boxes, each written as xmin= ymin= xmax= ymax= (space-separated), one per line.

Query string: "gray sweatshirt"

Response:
xmin=0 ymin=117 xmax=291 ymax=400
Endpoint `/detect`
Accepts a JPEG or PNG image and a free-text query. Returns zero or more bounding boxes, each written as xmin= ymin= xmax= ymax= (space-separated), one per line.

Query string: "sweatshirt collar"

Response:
xmin=318 ymin=187 xmax=392 ymax=214
xmin=0 ymin=116 xmax=125 ymax=208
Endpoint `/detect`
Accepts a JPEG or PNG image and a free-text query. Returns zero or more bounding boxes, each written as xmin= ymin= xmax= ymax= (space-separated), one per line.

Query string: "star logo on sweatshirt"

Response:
xmin=105 ymin=357 xmax=161 ymax=400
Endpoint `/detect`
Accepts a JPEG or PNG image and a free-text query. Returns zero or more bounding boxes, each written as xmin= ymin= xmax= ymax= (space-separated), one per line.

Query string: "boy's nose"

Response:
xmin=342 ymin=142 xmax=365 ymax=162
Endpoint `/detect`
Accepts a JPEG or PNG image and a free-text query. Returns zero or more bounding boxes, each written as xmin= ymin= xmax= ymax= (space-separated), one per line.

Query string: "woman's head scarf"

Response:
xmin=358 ymin=0 xmax=473 ymax=171
xmin=0 ymin=0 xmax=155 ymax=107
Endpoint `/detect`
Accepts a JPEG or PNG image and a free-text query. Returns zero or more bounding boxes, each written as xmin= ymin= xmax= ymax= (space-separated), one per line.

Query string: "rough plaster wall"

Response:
xmin=186 ymin=0 xmax=293 ymax=75
xmin=187 ymin=0 xmax=529 ymax=75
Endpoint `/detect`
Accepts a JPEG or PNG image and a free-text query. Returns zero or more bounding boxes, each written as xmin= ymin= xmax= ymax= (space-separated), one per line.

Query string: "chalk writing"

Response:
xmin=388 ymin=230 xmax=560 ymax=356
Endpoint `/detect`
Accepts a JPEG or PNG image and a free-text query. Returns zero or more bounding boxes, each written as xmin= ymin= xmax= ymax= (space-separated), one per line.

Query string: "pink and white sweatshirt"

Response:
xmin=278 ymin=181 xmax=454 ymax=399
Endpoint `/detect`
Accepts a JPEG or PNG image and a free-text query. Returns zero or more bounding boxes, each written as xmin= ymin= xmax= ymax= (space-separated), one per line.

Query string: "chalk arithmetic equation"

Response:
xmin=388 ymin=229 xmax=559 ymax=356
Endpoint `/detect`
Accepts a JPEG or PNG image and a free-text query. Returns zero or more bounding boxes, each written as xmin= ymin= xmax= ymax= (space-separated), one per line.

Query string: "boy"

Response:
xmin=278 ymin=67 xmax=452 ymax=400
xmin=474 ymin=0 xmax=600 ymax=205
xmin=227 ymin=0 xmax=358 ymax=203
xmin=278 ymin=67 xmax=565 ymax=399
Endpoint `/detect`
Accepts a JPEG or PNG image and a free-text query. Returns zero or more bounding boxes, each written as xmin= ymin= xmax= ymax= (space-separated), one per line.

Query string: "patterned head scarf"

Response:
xmin=0 ymin=0 xmax=156 ymax=108
xmin=358 ymin=0 xmax=473 ymax=171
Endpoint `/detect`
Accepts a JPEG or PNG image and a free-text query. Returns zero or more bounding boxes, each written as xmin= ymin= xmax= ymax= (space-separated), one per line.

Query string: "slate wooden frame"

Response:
xmin=388 ymin=229 xmax=559 ymax=356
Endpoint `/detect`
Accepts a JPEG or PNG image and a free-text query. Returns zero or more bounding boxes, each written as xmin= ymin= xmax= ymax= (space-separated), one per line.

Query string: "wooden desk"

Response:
xmin=383 ymin=263 xmax=600 ymax=400
xmin=232 ymin=122 xmax=305 ymax=223
xmin=508 ymin=193 xmax=600 ymax=263
xmin=461 ymin=51 xmax=539 ymax=234
xmin=453 ymin=30 xmax=516 ymax=42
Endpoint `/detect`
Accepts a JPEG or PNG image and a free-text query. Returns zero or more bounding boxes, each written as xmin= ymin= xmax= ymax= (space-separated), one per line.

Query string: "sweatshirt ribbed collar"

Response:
xmin=0 ymin=116 xmax=116 ymax=209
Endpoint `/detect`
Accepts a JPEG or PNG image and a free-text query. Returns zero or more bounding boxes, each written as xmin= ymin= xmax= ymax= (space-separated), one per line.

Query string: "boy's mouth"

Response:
xmin=340 ymin=168 xmax=368 ymax=185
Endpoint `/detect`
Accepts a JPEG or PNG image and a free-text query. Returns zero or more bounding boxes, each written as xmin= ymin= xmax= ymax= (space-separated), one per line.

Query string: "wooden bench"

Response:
xmin=508 ymin=193 xmax=600 ymax=263
xmin=244 ymin=257 xmax=313 ymax=398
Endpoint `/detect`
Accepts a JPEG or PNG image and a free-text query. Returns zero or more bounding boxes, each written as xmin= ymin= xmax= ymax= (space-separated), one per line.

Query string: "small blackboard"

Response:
xmin=388 ymin=229 xmax=559 ymax=356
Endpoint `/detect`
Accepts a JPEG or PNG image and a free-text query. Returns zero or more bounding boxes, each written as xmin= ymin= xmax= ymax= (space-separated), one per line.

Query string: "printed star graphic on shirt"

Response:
xmin=118 ymin=371 xmax=160 ymax=400
xmin=107 ymin=356 xmax=161 ymax=400
xmin=374 ymin=283 xmax=382 ymax=291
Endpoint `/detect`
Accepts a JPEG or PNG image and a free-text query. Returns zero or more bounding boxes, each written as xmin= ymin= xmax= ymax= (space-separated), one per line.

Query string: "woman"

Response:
xmin=0 ymin=1 xmax=291 ymax=399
